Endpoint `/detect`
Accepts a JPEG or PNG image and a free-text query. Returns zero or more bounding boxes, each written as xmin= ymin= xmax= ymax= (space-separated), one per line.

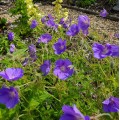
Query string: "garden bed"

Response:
xmin=0 ymin=1 xmax=119 ymax=120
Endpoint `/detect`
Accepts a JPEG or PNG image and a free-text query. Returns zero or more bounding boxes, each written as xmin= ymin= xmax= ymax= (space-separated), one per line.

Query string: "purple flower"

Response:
xmin=78 ymin=15 xmax=90 ymax=36
xmin=30 ymin=20 xmax=38 ymax=29
xmin=42 ymin=14 xmax=58 ymax=31
xmin=48 ymin=14 xmax=54 ymax=20
xmin=92 ymin=43 xmax=119 ymax=59
xmin=53 ymin=38 xmax=66 ymax=55
xmin=40 ymin=60 xmax=51 ymax=76
xmin=41 ymin=14 xmax=54 ymax=24
xmin=28 ymin=44 xmax=37 ymax=61
xmin=0 ymin=68 xmax=24 ymax=81
xmin=38 ymin=33 xmax=52 ymax=44
xmin=22 ymin=58 xmax=29 ymax=66
xmin=60 ymin=105 xmax=90 ymax=120
xmin=110 ymin=44 xmax=119 ymax=57
xmin=28 ymin=44 xmax=36 ymax=53
xmin=53 ymin=24 xmax=58 ymax=31
xmin=41 ymin=16 xmax=47 ymax=24
xmin=59 ymin=18 xmax=70 ymax=29
xmin=10 ymin=44 xmax=15 ymax=53
xmin=53 ymin=59 xmax=74 ymax=80
xmin=102 ymin=96 xmax=119 ymax=112
xmin=0 ymin=86 xmax=19 ymax=109
xmin=114 ymin=33 xmax=119 ymax=39
xmin=45 ymin=19 xmax=56 ymax=28
xmin=66 ymin=24 xmax=79 ymax=37
xmin=100 ymin=9 xmax=108 ymax=18
xmin=78 ymin=15 xmax=90 ymax=30
xmin=46 ymin=21 xmax=58 ymax=31
xmin=92 ymin=43 xmax=111 ymax=59
xmin=59 ymin=18 xmax=65 ymax=24
xmin=63 ymin=23 xmax=69 ymax=29
xmin=8 ymin=32 xmax=14 ymax=41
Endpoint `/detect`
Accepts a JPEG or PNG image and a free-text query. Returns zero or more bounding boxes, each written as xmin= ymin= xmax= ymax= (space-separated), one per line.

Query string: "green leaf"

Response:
xmin=29 ymin=99 xmax=39 ymax=110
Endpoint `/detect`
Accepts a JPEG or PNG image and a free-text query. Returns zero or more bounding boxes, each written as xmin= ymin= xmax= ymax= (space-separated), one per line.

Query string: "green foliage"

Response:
xmin=0 ymin=35 xmax=9 ymax=55
xmin=52 ymin=0 xmax=69 ymax=20
xmin=76 ymin=0 xmax=96 ymax=7
xmin=0 ymin=33 xmax=26 ymax=55
xmin=10 ymin=0 xmax=29 ymax=35
xmin=9 ymin=0 xmax=43 ymax=37
xmin=0 ymin=17 xmax=7 ymax=29
xmin=0 ymin=28 xmax=119 ymax=119
xmin=108 ymin=0 xmax=117 ymax=4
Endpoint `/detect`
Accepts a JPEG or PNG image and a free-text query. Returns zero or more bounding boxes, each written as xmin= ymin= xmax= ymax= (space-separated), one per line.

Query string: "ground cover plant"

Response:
xmin=0 ymin=0 xmax=119 ymax=120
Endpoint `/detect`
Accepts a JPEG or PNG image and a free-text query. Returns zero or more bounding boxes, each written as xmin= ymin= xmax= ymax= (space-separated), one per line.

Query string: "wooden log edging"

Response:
xmin=40 ymin=2 xmax=119 ymax=22
xmin=0 ymin=1 xmax=9 ymax=5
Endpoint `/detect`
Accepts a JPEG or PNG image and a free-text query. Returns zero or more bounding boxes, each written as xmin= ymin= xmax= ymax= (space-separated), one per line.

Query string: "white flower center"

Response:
xmin=60 ymin=66 xmax=66 ymax=72
xmin=10 ymin=91 xmax=15 ymax=98
xmin=60 ymin=45 xmax=64 ymax=50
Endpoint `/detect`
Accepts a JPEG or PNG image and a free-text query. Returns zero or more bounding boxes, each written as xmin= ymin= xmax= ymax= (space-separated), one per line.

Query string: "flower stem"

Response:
xmin=94 ymin=113 xmax=113 ymax=119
